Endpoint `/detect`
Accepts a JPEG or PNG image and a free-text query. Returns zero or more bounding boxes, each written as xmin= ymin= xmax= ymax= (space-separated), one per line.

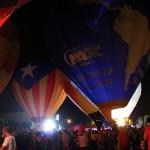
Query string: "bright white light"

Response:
xmin=67 ymin=119 xmax=71 ymax=124
xmin=117 ymin=118 xmax=125 ymax=126
xmin=112 ymin=108 xmax=124 ymax=119
xmin=59 ymin=125 xmax=61 ymax=130
xmin=44 ymin=120 xmax=56 ymax=131
xmin=131 ymin=125 xmax=135 ymax=128
xmin=56 ymin=114 xmax=59 ymax=121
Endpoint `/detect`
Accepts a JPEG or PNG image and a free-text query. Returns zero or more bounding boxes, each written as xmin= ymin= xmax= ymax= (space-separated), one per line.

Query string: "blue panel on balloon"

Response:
xmin=44 ymin=1 xmax=150 ymax=105
xmin=14 ymin=60 xmax=56 ymax=90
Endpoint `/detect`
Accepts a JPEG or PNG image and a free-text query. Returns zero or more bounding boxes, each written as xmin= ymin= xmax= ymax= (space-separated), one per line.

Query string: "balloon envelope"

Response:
xmin=12 ymin=60 xmax=66 ymax=128
xmin=0 ymin=21 xmax=20 ymax=93
xmin=44 ymin=1 xmax=150 ymax=121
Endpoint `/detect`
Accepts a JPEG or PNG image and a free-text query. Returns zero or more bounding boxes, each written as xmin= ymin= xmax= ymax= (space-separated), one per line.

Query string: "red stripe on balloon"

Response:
xmin=12 ymin=81 xmax=27 ymax=114
xmin=43 ymin=71 xmax=55 ymax=116
xmin=0 ymin=7 xmax=15 ymax=28
xmin=19 ymin=85 xmax=34 ymax=117
xmin=32 ymin=81 xmax=40 ymax=117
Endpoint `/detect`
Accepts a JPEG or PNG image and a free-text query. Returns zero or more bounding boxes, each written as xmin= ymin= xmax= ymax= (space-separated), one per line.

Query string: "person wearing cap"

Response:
xmin=0 ymin=125 xmax=16 ymax=150
xmin=144 ymin=118 xmax=150 ymax=150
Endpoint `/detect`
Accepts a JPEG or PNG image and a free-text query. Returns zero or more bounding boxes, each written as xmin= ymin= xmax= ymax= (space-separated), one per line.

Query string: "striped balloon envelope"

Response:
xmin=12 ymin=60 xmax=66 ymax=129
xmin=0 ymin=21 xmax=20 ymax=93
xmin=59 ymin=71 xmax=105 ymax=125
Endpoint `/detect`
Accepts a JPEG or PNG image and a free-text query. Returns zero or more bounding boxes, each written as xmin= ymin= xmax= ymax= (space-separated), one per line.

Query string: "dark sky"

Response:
xmin=130 ymin=67 xmax=150 ymax=122
xmin=0 ymin=0 xmax=150 ymax=124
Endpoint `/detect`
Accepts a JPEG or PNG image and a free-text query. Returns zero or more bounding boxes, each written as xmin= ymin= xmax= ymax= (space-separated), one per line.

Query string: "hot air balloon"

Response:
xmin=0 ymin=21 xmax=20 ymax=93
xmin=44 ymin=0 xmax=150 ymax=122
xmin=0 ymin=0 xmax=31 ymax=27
xmin=12 ymin=60 xmax=66 ymax=129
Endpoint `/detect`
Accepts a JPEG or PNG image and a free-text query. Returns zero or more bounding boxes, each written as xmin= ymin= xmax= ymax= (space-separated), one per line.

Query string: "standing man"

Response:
xmin=0 ymin=125 xmax=16 ymax=150
xmin=144 ymin=118 xmax=150 ymax=150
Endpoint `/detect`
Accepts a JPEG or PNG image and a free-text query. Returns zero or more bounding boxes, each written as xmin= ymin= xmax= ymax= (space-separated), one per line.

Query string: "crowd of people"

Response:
xmin=0 ymin=119 xmax=150 ymax=150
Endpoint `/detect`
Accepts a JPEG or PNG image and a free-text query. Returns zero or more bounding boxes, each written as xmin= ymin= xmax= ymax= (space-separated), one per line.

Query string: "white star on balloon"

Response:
xmin=21 ymin=63 xmax=38 ymax=79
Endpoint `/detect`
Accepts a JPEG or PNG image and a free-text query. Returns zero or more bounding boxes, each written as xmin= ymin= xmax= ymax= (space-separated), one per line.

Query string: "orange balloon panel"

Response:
xmin=0 ymin=21 xmax=20 ymax=93
xmin=12 ymin=62 xmax=66 ymax=123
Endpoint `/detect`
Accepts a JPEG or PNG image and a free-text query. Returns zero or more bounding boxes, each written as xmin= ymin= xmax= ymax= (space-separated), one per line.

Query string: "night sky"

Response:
xmin=130 ymin=66 xmax=150 ymax=122
xmin=0 ymin=0 xmax=150 ymax=124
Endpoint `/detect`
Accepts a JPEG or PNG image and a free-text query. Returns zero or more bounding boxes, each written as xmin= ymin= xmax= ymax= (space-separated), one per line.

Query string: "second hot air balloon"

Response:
xmin=12 ymin=59 xmax=66 ymax=129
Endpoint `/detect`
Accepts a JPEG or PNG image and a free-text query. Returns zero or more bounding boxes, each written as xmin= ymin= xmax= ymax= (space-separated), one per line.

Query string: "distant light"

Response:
xmin=131 ymin=125 xmax=135 ymax=128
xmin=56 ymin=114 xmax=59 ymax=121
xmin=58 ymin=125 xmax=61 ymax=130
xmin=91 ymin=121 xmax=95 ymax=125
xmin=44 ymin=119 xmax=56 ymax=131
xmin=67 ymin=119 xmax=71 ymax=124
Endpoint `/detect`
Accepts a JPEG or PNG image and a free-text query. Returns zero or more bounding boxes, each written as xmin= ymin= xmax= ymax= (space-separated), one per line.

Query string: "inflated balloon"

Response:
xmin=12 ymin=60 xmax=66 ymax=129
xmin=59 ymin=71 xmax=105 ymax=125
xmin=0 ymin=0 xmax=31 ymax=27
xmin=44 ymin=0 xmax=150 ymax=121
xmin=0 ymin=21 xmax=20 ymax=93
